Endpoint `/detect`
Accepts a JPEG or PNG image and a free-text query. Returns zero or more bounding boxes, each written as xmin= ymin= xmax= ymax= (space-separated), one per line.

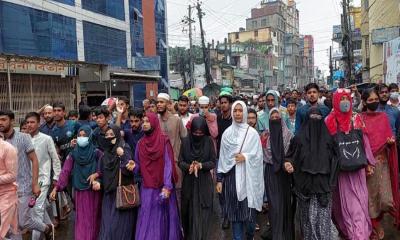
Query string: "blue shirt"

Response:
xmin=39 ymin=122 xmax=55 ymax=136
xmin=294 ymin=103 xmax=331 ymax=135
xmin=378 ymin=104 xmax=400 ymax=136
xmin=51 ymin=120 xmax=80 ymax=162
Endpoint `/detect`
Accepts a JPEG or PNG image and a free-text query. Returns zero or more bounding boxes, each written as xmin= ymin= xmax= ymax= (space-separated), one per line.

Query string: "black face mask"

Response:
xmin=144 ymin=128 xmax=154 ymax=136
xmin=103 ymin=137 xmax=116 ymax=151
xmin=269 ymin=119 xmax=281 ymax=126
xmin=192 ymin=134 xmax=204 ymax=142
xmin=366 ymin=101 xmax=379 ymax=111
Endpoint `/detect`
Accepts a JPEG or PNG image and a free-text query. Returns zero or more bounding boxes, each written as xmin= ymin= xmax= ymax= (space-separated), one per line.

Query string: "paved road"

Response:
xmin=54 ymin=198 xmax=400 ymax=240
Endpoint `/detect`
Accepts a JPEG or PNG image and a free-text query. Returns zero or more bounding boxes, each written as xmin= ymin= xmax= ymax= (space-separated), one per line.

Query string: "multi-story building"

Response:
xmin=298 ymin=35 xmax=314 ymax=88
xmin=361 ymin=0 xmax=400 ymax=82
xmin=246 ymin=0 xmax=300 ymax=89
xmin=0 ymin=0 xmax=168 ymax=119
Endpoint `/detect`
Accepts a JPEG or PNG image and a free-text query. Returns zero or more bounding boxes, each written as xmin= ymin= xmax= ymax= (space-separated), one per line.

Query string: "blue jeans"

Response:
xmin=232 ymin=220 xmax=256 ymax=240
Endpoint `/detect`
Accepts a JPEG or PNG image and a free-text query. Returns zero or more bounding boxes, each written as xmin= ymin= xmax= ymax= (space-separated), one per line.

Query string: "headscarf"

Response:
xmin=218 ymin=101 xmax=264 ymax=211
xmin=258 ymin=90 xmax=279 ymax=132
xmin=298 ymin=107 xmax=333 ymax=174
xmin=325 ymin=89 xmax=355 ymax=135
xmin=138 ymin=112 xmax=178 ymax=188
xmin=264 ymin=108 xmax=293 ymax=172
xmin=181 ymin=117 xmax=211 ymax=164
xmin=102 ymin=125 xmax=124 ymax=193
xmin=289 ymin=107 xmax=338 ymax=199
xmin=71 ymin=125 xmax=98 ymax=190
xmin=361 ymin=111 xmax=400 ymax=228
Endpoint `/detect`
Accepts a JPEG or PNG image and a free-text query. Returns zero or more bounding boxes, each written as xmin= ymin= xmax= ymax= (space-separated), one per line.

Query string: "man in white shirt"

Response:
xmin=176 ymin=95 xmax=193 ymax=127
xmin=25 ymin=112 xmax=61 ymax=240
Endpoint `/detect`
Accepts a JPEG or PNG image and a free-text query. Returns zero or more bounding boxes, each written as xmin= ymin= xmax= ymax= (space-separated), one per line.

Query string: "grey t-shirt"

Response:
xmin=6 ymin=130 xmax=35 ymax=195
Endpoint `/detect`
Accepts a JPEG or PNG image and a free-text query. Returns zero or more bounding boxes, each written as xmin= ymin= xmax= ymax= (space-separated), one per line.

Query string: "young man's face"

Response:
xmin=178 ymin=101 xmax=189 ymax=115
xmin=257 ymin=97 xmax=265 ymax=109
xmin=117 ymin=100 xmax=129 ymax=114
xmin=220 ymin=97 xmax=231 ymax=113
xmin=266 ymin=95 xmax=275 ymax=109
xmin=306 ymin=88 xmax=319 ymax=104
xmin=26 ymin=117 xmax=40 ymax=134
xmin=287 ymin=103 xmax=296 ymax=115
xmin=68 ymin=116 xmax=78 ymax=121
xmin=0 ymin=115 xmax=12 ymax=133
xmin=129 ymin=116 xmax=142 ymax=131
xmin=378 ymin=87 xmax=389 ymax=103
xmin=53 ymin=107 xmax=66 ymax=122
xmin=247 ymin=112 xmax=257 ymax=128
xmin=96 ymin=114 xmax=108 ymax=129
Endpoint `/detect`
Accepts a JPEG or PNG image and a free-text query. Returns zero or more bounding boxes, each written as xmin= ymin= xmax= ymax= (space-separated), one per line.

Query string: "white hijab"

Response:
xmin=218 ymin=101 xmax=264 ymax=211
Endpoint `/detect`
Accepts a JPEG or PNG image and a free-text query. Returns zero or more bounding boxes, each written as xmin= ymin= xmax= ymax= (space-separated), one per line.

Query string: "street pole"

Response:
xmin=182 ymin=5 xmax=195 ymax=88
xmin=196 ymin=0 xmax=212 ymax=85
xmin=6 ymin=58 xmax=12 ymax=110
xmin=342 ymin=0 xmax=353 ymax=86
xmin=188 ymin=5 xmax=194 ymax=88
xmin=329 ymin=46 xmax=333 ymax=86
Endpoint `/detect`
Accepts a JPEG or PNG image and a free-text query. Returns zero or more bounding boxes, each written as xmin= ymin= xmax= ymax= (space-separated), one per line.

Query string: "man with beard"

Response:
xmin=123 ymin=108 xmax=144 ymax=156
xmin=376 ymin=83 xmax=400 ymax=135
xmin=0 ymin=110 xmax=54 ymax=238
xmin=157 ymin=93 xmax=187 ymax=205
xmin=39 ymin=105 xmax=56 ymax=136
xmin=294 ymin=83 xmax=330 ymax=134
xmin=256 ymin=93 xmax=266 ymax=117
xmin=247 ymin=108 xmax=258 ymax=129
xmin=176 ymin=95 xmax=192 ymax=127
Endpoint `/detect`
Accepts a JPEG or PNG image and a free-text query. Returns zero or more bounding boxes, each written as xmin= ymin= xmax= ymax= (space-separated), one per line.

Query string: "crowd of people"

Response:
xmin=1 ymin=82 xmax=400 ymax=240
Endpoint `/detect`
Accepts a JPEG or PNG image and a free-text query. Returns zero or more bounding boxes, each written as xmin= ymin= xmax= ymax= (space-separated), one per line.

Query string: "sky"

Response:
xmin=166 ymin=0 xmax=361 ymax=75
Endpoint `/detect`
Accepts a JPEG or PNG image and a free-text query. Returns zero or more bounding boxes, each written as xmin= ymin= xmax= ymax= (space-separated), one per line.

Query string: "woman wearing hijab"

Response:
xmin=262 ymin=108 xmax=294 ymax=240
xmin=50 ymin=125 xmax=103 ymax=240
xmin=135 ymin=112 xmax=182 ymax=240
xmin=217 ymin=100 xmax=264 ymax=240
xmin=360 ymin=88 xmax=400 ymax=239
xmin=284 ymin=107 xmax=339 ymax=240
xmin=179 ymin=117 xmax=216 ymax=240
xmin=97 ymin=126 xmax=137 ymax=240
xmin=325 ymin=89 xmax=375 ymax=239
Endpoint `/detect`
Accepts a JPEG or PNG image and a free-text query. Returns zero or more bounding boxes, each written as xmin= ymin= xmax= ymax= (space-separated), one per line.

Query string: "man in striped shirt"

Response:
xmin=0 ymin=110 xmax=53 ymax=238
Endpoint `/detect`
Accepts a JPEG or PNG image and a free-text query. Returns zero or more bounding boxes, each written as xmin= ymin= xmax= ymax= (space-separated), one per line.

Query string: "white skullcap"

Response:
xmin=157 ymin=93 xmax=170 ymax=101
xmin=190 ymin=100 xmax=196 ymax=105
xmin=198 ymin=96 xmax=210 ymax=105
xmin=44 ymin=105 xmax=53 ymax=110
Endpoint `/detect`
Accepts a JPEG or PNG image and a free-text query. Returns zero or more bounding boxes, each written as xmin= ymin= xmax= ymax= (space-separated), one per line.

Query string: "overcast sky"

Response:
xmin=166 ymin=0 xmax=361 ymax=75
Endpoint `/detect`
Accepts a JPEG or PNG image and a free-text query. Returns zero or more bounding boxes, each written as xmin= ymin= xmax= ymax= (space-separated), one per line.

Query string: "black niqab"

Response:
xmin=102 ymin=126 xmax=124 ymax=193
xmin=183 ymin=117 xmax=211 ymax=164
xmin=269 ymin=119 xmax=285 ymax=172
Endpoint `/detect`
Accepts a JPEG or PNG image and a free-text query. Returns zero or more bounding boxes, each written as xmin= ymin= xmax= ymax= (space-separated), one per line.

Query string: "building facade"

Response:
xmin=0 ymin=0 xmax=168 ymax=112
xmin=361 ymin=0 xmax=400 ymax=83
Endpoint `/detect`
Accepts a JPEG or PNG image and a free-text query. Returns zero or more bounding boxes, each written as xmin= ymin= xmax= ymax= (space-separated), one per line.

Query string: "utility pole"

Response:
xmin=342 ymin=0 xmax=353 ymax=86
xmin=329 ymin=46 xmax=333 ymax=86
xmin=181 ymin=5 xmax=195 ymax=88
xmin=196 ymin=0 xmax=212 ymax=85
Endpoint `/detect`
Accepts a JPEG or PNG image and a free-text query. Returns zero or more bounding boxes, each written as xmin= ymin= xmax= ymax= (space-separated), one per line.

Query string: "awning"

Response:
xmin=110 ymin=71 xmax=161 ymax=83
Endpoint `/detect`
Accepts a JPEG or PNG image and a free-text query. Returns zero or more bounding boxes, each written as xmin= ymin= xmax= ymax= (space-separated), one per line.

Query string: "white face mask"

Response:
xmin=77 ymin=137 xmax=89 ymax=147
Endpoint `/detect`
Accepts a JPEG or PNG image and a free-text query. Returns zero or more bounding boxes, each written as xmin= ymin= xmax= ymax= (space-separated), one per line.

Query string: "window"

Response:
xmin=0 ymin=2 xmax=77 ymax=60
xmin=254 ymin=30 xmax=258 ymax=37
xmin=82 ymin=0 xmax=125 ymax=21
xmin=83 ymin=21 xmax=127 ymax=67
xmin=235 ymin=32 xmax=239 ymax=39
xmin=261 ymin=18 xmax=267 ymax=27
xmin=252 ymin=20 xmax=257 ymax=29
xmin=52 ymin=0 xmax=75 ymax=5
xmin=273 ymin=32 xmax=277 ymax=37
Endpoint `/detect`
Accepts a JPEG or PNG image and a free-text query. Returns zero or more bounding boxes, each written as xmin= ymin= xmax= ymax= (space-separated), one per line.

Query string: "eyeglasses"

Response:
xmin=337 ymin=88 xmax=351 ymax=94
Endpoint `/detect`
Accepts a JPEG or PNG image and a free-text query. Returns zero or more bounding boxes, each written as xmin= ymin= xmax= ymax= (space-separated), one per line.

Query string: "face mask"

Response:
xmin=339 ymin=100 xmax=351 ymax=113
xmin=366 ymin=101 xmax=379 ymax=111
xmin=144 ymin=128 xmax=154 ymax=136
xmin=77 ymin=137 xmax=89 ymax=147
xmin=192 ymin=134 xmax=204 ymax=142
xmin=269 ymin=119 xmax=281 ymax=127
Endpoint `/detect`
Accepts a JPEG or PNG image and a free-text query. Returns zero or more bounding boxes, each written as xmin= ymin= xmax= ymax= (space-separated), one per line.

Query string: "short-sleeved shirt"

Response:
xmin=6 ymin=130 xmax=35 ymax=195
xmin=52 ymin=120 xmax=80 ymax=162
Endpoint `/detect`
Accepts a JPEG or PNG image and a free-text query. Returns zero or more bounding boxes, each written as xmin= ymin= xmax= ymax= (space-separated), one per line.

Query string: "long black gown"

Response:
xmin=179 ymin=135 xmax=216 ymax=240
